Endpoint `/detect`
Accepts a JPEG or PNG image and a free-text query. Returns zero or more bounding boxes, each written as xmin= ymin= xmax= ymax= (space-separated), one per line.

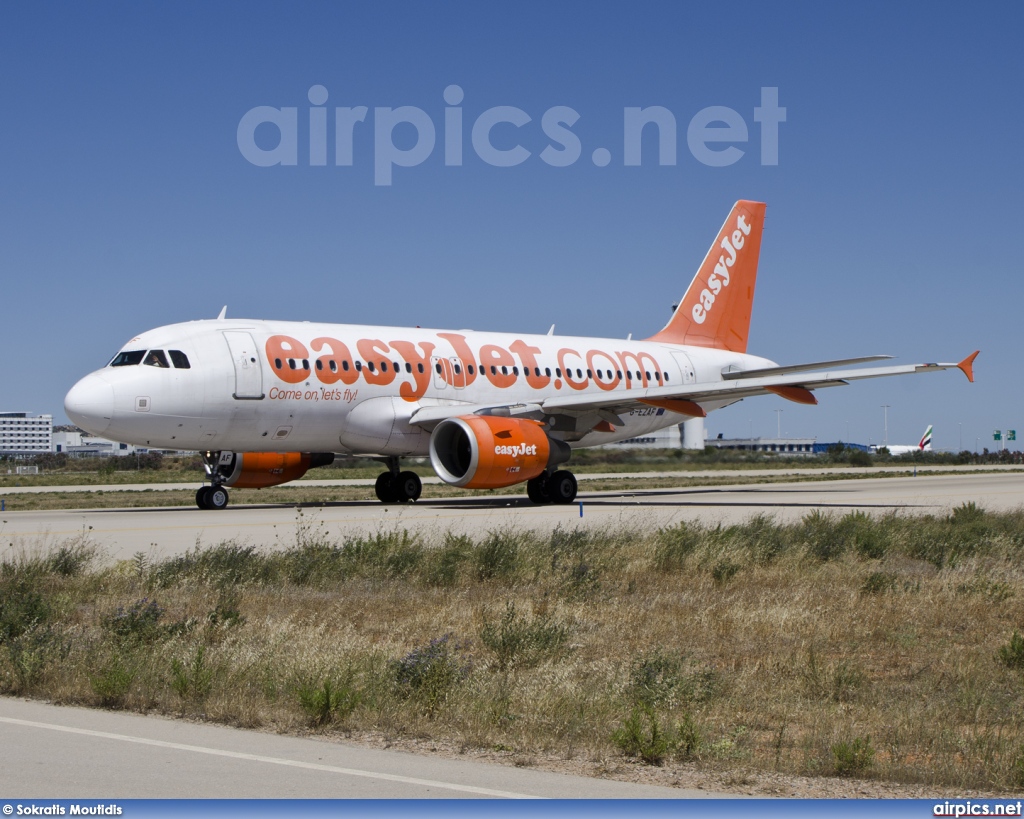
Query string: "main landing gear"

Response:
xmin=374 ymin=457 xmax=423 ymax=504
xmin=195 ymin=484 xmax=229 ymax=510
xmin=526 ymin=469 xmax=578 ymax=505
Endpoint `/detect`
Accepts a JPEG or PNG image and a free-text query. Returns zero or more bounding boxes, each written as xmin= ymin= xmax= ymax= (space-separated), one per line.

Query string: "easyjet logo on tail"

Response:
xmin=691 ymin=214 xmax=752 ymax=325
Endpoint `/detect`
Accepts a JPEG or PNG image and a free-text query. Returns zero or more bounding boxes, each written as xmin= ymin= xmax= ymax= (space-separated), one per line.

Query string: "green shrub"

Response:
xmin=997 ymin=631 xmax=1024 ymax=669
xmin=711 ymin=560 xmax=740 ymax=584
xmin=296 ymin=677 xmax=362 ymax=726
xmin=474 ymin=529 xmax=522 ymax=581
xmin=479 ymin=601 xmax=568 ymax=671
xmin=171 ymin=645 xmax=214 ymax=704
xmin=831 ymin=735 xmax=875 ymax=776
xmin=103 ymin=598 xmax=165 ymax=642
xmin=653 ymin=523 xmax=703 ymax=572
xmin=611 ymin=705 xmax=671 ymax=765
xmin=90 ymin=653 xmax=137 ymax=707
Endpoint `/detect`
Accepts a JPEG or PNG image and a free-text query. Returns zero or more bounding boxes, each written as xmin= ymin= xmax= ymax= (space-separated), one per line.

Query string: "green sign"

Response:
xmin=994 ymin=431 xmax=1002 ymax=441
xmin=1010 ymin=430 xmax=1017 ymax=441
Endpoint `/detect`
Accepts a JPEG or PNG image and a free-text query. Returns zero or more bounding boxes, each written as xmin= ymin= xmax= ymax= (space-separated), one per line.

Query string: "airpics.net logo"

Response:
xmin=237 ymin=85 xmax=786 ymax=186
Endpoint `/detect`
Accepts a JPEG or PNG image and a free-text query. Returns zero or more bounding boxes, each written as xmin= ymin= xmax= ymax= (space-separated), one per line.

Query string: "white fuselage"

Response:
xmin=65 ymin=319 xmax=774 ymax=454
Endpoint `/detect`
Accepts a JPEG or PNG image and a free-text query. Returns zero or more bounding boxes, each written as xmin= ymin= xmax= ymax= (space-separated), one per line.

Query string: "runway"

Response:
xmin=3 ymin=471 xmax=1022 ymax=561
xmin=0 ymin=697 xmax=700 ymax=798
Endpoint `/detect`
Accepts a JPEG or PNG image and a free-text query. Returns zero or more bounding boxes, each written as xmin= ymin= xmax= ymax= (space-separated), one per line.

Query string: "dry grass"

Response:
xmin=2 ymin=504 xmax=1024 ymax=791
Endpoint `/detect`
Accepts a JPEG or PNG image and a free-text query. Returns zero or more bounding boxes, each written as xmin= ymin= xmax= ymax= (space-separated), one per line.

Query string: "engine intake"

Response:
xmin=429 ymin=415 xmax=567 ymax=489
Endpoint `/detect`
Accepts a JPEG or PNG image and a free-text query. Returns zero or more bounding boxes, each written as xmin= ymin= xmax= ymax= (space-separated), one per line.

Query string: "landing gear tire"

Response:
xmin=548 ymin=470 xmax=578 ymax=504
xmin=196 ymin=486 xmax=211 ymax=509
xmin=375 ymin=472 xmax=398 ymax=503
xmin=395 ymin=471 xmax=422 ymax=503
xmin=527 ymin=475 xmax=551 ymax=504
xmin=207 ymin=486 xmax=230 ymax=510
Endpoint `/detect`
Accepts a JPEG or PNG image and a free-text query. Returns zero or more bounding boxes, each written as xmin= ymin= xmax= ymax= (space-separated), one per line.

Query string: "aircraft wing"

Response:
xmin=408 ymin=352 xmax=978 ymax=427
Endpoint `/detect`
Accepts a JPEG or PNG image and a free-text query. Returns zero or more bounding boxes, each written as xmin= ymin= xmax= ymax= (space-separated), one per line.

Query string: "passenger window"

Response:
xmin=274 ymin=358 xmax=282 ymax=370
xmin=454 ymin=364 xmax=462 ymax=375
xmin=380 ymin=361 xmax=388 ymax=372
xmin=355 ymin=361 xmax=362 ymax=371
xmin=330 ymin=361 xmax=338 ymax=372
xmin=316 ymin=360 xmax=323 ymax=371
xmin=435 ymin=362 xmax=442 ymax=374
xmin=512 ymin=366 xmax=518 ymax=376
xmin=143 ymin=350 xmax=169 ymax=368
xmin=418 ymin=363 xmax=424 ymax=373
xmin=586 ymin=369 xmax=592 ymax=379
xmin=288 ymin=359 xmax=296 ymax=370
xmin=367 ymin=361 xmax=376 ymax=372
xmin=169 ymin=350 xmax=190 ymax=369
xmin=556 ymin=368 xmax=562 ymax=377
xmin=664 ymin=373 xmax=669 ymax=382
xmin=110 ymin=350 xmax=146 ymax=367
xmin=405 ymin=363 xmax=412 ymax=373
xmin=342 ymin=361 xmax=350 ymax=371
xmin=616 ymin=370 xmax=622 ymax=379
xmin=468 ymin=365 xmax=475 ymax=375
xmin=303 ymin=360 xmax=310 ymax=371
xmin=545 ymin=368 xmax=551 ymax=377
xmin=394 ymin=361 xmax=401 ymax=373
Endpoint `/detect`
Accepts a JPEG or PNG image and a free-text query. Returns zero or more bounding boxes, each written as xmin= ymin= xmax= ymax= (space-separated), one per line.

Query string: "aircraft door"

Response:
xmin=223 ymin=331 xmax=265 ymax=399
xmin=671 ymin=352 xmax=696 ymax=385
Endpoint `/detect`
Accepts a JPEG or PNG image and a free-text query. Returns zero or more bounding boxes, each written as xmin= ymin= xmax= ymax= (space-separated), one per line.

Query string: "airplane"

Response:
xmin=871 ymin=425 xmax=933 ymax=455
xmin=64 ymin=200 xmax=979 ymax=510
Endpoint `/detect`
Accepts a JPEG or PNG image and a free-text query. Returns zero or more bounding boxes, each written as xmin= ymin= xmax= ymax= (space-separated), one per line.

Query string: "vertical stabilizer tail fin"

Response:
xmin=647 ymin=200 xmax=766 ymax=352
xmin=919 ymin=425 xmax=933 ymax=451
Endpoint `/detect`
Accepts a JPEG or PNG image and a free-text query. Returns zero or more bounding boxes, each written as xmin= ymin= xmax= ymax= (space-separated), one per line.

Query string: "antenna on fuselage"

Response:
xmin=547 ymin=324 xmax=555 ymax=336
xmin=217 ymin=306 xmax=227 ymax=320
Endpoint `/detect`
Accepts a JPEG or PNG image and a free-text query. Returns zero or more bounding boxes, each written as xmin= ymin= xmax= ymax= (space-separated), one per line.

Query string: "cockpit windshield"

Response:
xmin=144 ymin=350 xmax=170 ymax=368
xmin=110 ymin=350 xmax=145 ymax=367
xmin=109 ymin=348 xmax=191 ymax=368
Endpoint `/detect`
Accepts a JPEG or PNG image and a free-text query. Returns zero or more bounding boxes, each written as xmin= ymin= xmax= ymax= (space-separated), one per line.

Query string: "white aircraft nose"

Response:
xmin=65 ymin=373 xmax=114 ymax=435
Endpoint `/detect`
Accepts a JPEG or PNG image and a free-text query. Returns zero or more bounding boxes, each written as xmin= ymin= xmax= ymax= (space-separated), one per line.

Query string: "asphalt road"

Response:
xmin=2 ymin=471 xmax=1022 ymax=561
xmin=0 ymin=697 xmax=706 ymax=798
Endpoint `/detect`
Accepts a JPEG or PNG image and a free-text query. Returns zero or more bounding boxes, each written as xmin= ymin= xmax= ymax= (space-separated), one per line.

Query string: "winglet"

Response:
xmin=217 ymin=305 xmax=227 ymax=320
xmin=957 ymin=350 xmax=980 ymax=382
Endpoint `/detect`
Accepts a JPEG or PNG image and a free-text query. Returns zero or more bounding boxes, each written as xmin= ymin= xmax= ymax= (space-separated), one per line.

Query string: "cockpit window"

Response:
xmin=144 ymin=350 xmax=170 ymax=368
xmin=169 ymin=350 xmax=190 ymax=369
xmin=110 ymin=350 xmax=146 ymax=367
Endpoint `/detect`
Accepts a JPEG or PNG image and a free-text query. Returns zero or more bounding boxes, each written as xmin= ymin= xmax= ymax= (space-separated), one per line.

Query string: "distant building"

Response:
xmin=706 ymin=436 xmax=817 ymax=456
xmin=0 ymin=412 xmax=53 ymax=457
xmin=705 ymin=436 xmax=871 ymax=456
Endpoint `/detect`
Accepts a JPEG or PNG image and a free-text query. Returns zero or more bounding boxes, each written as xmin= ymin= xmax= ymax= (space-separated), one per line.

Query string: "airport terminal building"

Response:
xmin=0 ymin=412 xmax=53 ymax=458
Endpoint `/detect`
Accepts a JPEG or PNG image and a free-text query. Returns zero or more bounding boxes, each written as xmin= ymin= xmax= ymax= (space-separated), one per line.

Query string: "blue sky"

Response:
xmin=2 ymin=1 xmax=1021 ymax=451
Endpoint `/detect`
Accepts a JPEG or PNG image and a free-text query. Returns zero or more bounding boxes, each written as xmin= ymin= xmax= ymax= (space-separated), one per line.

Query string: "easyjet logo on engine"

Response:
xmin=691 ymin=213 xmax=752 ymax=325
xmin=494 ymin=443 xmax=538 ymax=456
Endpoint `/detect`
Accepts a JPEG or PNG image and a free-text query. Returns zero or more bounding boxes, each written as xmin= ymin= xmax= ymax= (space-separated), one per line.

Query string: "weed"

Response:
xmin=171 ymin=645 xmax=214 ymax=704
xmin=674 ymin=712 xmax=703 ymax=760
xmin=474 ymin=529 xmax=522 ymax=581
xmin=103 ymin=598 xmax=165 ymax=642
xmin=479 ymin=601 xmax=568 ymax=671
xmin=803 ymin=649 xmax=865 ymax=703
xmin=295 ymin=676 xmax=362 ymax=727
xmin=155 ymin=543 xmax=269 ymax=588
xmin=207 ymin=590 xmax=245 ymax=629
xmin=862 ymin=571 xmax=898 ymax=595
xmin=90 ymin=652 xmax=137 ymax=707
xmin=424 ymin=533 xmax=471 ymax=587
xmin=653 ymin=522 xmax=703 ymax=572
xmin=390 ymin=634 xmax=471 ymax=714
xmin=997 ymin=631 xmax=1024 ymax=669
xmin=831 ymin=735 xmax=875 ymax=777
xmin=711 ymin=559 xmax=740 ymax=584
xmin=611 ymin=704 xmax=671 ymax=765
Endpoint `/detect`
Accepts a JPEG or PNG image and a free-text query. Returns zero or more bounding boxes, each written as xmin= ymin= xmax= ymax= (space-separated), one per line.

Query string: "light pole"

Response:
xmin=881 ymin=405 xmax=890 ymax=448
xmin=958 ymin=423 xmax=962 ymax=452
xmin=775 ymin=409 xmax=783 ymax=437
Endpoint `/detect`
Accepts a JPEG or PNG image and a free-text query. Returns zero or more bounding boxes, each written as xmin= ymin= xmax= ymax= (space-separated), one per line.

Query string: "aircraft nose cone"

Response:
xmin=65 ymin=373 xmax=114 ymax=435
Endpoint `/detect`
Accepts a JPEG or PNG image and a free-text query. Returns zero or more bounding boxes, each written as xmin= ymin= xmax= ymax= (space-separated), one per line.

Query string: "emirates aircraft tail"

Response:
xmin=647 ymin=200 xmax=766 ymax=352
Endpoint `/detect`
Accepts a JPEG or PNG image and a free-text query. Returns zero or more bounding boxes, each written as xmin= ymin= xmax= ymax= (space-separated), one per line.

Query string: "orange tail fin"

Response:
xmin=647 ymin=200 xmax=766 ymax=352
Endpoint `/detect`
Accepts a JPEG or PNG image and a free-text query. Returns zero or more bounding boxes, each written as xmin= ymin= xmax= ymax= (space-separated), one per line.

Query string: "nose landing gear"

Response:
xmin=196 ymin=484 xmax=230 ymax=510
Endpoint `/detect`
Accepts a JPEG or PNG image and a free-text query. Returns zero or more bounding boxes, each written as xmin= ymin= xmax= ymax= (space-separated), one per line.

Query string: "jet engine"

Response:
xmin=429 ymin=415 xmax=568 ymax=489
xmin=212 ymin=452 xmax=335 ymax=489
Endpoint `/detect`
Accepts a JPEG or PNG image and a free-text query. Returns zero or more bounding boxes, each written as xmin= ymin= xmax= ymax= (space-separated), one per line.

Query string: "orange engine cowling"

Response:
xmin=219 ymin=452 xmax=335 ymax=489
xmin=429 ymin=416 xmax=551 ymax=489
